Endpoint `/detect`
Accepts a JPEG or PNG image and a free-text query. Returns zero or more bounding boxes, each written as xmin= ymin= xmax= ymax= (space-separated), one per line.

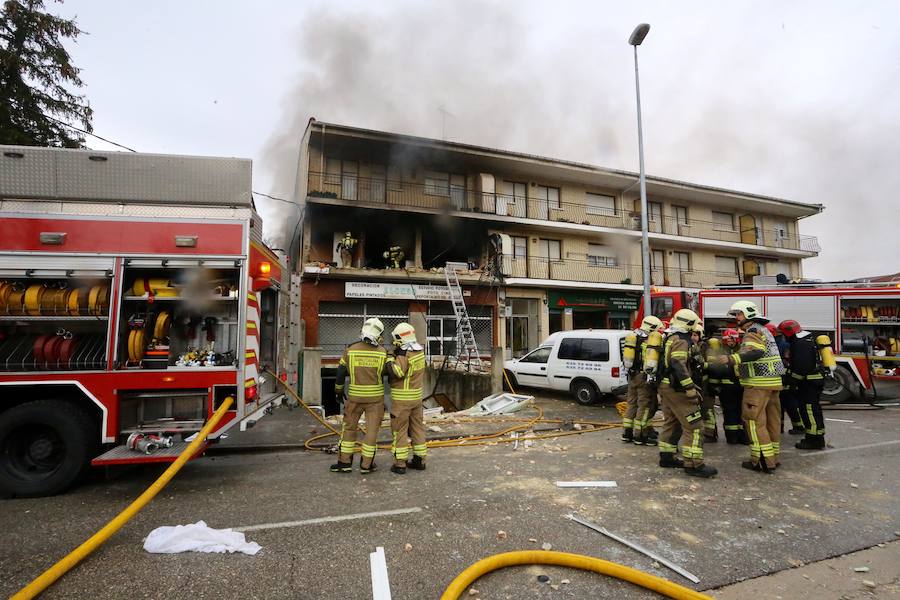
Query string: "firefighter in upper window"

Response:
xmin=621 ymin=315 xmax=663 ymax=445
xmin=385 ymin=322 xmax=428 ymax=474
xmin=719 ymin=301 xmax=786 ymax=473
xmin=708 ymin=328 xmax=748 ymax=444
xmin=383 ymin=245 xmax=405 ymax=269
xmin=657 ymin=308 xmax=718 ymax=478
xmin=336 ymin=231 xmax=358 ymax=268
xmin=778 ymin=319 xmax=834 ymax=450
xmin=690 ymin=322 xmax=718 ymax=443
xmin=331 ymin=317 xmax=388 ymax=474
xmin=770 ymin=322 xmax=805 ymax=435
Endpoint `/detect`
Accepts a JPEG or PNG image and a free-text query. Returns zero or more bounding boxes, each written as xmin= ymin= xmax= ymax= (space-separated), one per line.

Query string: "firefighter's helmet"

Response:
xmin=639 ymin=315 xmax=663 ymax=333
xmin=692 ymin=322 xmax=705 ymax=334
xmin=391 ymin=322 xmax=417 ymax=347
xmin=671 ymin=308 xmax=700 ymax=332
xmin=778 ymin=319 xmax=803 ymax=338
xmin=765 ymin=322 xmax=780 ymax=337
xmin=361 ymin=317 xmax=384 ymax=345
xmin=722 ymin=328 xmax=741 ymax=345
xmin=728 ymin=300 xmax=765 ymax=322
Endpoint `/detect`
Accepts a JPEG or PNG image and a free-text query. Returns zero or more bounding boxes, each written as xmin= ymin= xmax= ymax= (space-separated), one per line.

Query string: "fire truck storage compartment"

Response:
xmin=118 ymin=389 xmax=207 ymax=434
xmin=0 ymin=273 xmax=112 ymax=372
xmin=118 ymin=260 xmax=240 ymax=369
xmin=840 ymin=297 xmax=900 ymax=356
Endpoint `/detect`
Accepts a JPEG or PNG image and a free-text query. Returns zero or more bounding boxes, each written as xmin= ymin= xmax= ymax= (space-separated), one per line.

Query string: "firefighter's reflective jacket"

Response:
xmin=661 ymin=332 xmax=695 ymax=392
xmin=733 ymin=323 xmax=786 ymax=389
xmin=334 ymin=341 xmax=387 ymax=403
xmin=386 ymin=349 xmax=426 ymax=402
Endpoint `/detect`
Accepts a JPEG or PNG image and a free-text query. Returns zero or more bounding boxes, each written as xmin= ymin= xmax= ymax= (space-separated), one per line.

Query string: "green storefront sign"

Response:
xmin=548 ymin=290 xmax=640 ymax=312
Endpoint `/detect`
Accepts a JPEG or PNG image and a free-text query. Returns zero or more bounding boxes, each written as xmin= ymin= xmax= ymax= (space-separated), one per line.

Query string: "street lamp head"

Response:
xmin=629 ymin=23 xmax=651 ymax=46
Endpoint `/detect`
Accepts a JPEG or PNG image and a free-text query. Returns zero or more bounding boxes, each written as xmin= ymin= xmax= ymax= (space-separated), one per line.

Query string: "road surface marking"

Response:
xmin=794 ymin=439 xmax=900 ymax=459
xmin=233 ymin=507 xmax=422 ymax=532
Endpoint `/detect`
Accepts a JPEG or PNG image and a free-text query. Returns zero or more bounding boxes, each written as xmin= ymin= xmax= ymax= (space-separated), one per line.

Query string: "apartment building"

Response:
xmin=290 ymin=120 xmax=822 ymax=403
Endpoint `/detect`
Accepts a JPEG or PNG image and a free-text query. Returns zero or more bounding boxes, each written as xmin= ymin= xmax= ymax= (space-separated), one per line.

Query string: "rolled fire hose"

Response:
xmin=24 ymin=284 xmax=46 ymax=316
xmin=439 ymin=550 xmax=712 ymax=600
xmin=11 ymin=396 xmax=235 ymax=600
xmin=6 ymin=288 xmax=26 ymax=314
xmin=153 ymin=311 xmax=172 ymax=340
xmin=127 ymin=329 xmax=146 ymax=362
xmin=0 ymin=281 xmax=12 ymax=310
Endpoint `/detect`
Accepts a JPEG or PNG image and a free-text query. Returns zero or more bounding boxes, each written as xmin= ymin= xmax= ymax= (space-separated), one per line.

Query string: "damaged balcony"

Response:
xmin=306 ymin=171 xmax=819 ymax=257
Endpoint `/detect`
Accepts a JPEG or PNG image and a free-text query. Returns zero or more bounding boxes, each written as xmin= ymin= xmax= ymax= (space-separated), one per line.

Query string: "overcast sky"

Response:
xmin=53 ymin=0 xmax=899 ymax=280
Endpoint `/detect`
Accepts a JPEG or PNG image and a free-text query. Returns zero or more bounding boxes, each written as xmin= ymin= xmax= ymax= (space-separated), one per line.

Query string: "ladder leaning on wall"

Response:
xmin=444 ymin=262 xmax=483 ymax=371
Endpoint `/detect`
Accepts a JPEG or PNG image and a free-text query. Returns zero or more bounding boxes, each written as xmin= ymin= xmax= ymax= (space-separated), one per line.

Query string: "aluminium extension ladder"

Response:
xmin=444 ymin=262 xmax=483 ymax=371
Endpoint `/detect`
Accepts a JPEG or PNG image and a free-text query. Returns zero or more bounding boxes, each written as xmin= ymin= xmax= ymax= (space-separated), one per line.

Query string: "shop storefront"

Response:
xmin=548 ymin=290 xmax=640 ymax=331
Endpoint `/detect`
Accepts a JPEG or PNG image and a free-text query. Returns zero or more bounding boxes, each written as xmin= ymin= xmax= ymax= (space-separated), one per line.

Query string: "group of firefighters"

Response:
xmin=622 ymin=300 xmax=835 ymax=478
xmin=330 ymin=317 xmax=428 ymax=475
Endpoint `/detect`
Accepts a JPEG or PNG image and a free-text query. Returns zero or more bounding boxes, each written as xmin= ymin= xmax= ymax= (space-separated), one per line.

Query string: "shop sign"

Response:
xmin=548 ymin=290 xmax=640 ymax=311
xmin=345 ymin=281 xmax=470 ymax=301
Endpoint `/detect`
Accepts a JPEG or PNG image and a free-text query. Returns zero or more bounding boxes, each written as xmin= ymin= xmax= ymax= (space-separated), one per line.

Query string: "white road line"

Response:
xmin=794 ymin=439 xmax=900 ymax=459
xmin=825 ymin=418 xmax=855 ymax=423
xmin=233 ymin=507 xmax=422 ymax=533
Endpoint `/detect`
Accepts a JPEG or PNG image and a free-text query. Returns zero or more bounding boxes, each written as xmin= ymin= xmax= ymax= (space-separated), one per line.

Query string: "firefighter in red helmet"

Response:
xmin=778 ymin=319 xmax=829 ymax=450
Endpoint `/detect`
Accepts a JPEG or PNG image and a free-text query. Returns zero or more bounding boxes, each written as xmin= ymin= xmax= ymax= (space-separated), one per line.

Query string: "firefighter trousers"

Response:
xmin=797 ymin=380 xmax=826 ymax=437
xmin=391 ymin=400 xmax=427 ymax=467
xmin=338 ymin=400 xmax=385 ymax=467
xmin=700 ymin=384 xmax=717 ymax=437
xmin=780 ymin=387 xmax=804 ymax=431
xmin=719 ymin=385 xmax=745 ymax=443
xmin=340 ymin=249 xmax=353 ymax=268
xmin=658 ymin=384 xmax=705 ymax=468
xmin=627 ymin=373 xmax=656 ymax=436
xmin=742 ymin=387 xmax=782 ymax=468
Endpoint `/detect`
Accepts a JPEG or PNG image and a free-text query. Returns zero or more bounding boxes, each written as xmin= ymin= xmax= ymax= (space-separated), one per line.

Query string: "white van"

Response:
xmin=503 ymin=329 xmax=630 ymax=405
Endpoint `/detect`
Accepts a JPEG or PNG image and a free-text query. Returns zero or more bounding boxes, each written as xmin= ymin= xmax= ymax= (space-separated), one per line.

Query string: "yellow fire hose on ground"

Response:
xmin=11 ymin=396 xmax=235 ymax=600
xmin=439 ymin=550 xmax=712 ymax=600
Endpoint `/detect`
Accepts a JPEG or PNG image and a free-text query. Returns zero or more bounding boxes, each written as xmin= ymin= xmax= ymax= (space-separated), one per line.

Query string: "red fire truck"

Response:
xmin=0 ymin=145 xmax=292 ymax=497
xmin=635 ymin=279 xmax=900 ymax=403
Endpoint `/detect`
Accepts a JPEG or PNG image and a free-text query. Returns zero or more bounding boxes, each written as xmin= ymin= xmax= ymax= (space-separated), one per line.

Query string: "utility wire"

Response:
xmin=43 ymin=114 xmax=138 ymax=152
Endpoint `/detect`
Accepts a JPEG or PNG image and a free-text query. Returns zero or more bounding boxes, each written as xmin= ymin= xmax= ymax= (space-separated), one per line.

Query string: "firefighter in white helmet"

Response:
xmin=718 ymin=300 xmax=787 ymax=473
xmin=385 ymin=322 xmax=428 ymax=474
xmin=657 ymin=308 xmax=718 ymax=478
xmin=331 ymin=317 xmax=388 ymax=474
xmin=622 ymin=315 xmax=664 ymax=445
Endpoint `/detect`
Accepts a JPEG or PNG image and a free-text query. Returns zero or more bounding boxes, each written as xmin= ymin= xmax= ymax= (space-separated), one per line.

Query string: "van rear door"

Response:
xmin=551 ymin=336 xmax=617 ymax=393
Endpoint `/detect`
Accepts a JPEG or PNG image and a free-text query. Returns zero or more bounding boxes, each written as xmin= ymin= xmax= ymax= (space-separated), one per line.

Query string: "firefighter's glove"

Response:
xmin=685 ymin=387 xmax=698 ymax=400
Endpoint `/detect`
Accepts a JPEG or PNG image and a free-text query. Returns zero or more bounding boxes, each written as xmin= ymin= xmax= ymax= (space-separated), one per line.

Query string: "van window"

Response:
xmin=558 ymin=338 xmax=610 ymax=362
xmin=520 ymin=347 xmax=551 ymax=363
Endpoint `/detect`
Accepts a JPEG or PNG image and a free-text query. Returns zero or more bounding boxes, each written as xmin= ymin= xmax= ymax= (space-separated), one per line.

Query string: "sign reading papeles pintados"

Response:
xmin=344 ymin=281 xmax=470 ymax=301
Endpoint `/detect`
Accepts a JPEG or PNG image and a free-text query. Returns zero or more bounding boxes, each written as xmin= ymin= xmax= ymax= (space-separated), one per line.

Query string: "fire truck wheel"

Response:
xmin=821 ymin=367 xmax=855 ymax=404
xmin=0 ymin=400 xmax=97 ymax=498
xmin=571 ymin=379 xmax=599 ymax=406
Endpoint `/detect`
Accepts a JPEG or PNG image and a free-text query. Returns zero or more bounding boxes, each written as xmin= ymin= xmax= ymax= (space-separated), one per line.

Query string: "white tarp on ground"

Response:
xmin=144 ymin=520 xmax=261 ymax=555
xmin=462 ymin=393 xmax=535 ymax=416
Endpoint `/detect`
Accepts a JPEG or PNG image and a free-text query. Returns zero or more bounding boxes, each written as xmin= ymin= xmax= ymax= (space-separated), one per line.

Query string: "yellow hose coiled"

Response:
xmin=439 ymin=550 xmax=712 ymax=600
xmin=11 ymin=396 xmax=235 ymax=600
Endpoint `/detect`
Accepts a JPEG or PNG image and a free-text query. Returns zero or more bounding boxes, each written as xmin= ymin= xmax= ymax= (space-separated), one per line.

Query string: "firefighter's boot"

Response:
xmin=796 ymin=435 xmax=825 ymax=450
xmin=330 ymin=454 xmax=353 ymax=473
xmin=659 ymin=452 xmax=684 ymax=468
xmin=742 ymin=460 xmax=773 ymax=474
xmin=684 ymin=464 xmax=718 ymax=478
xmin=724 ymin=429 xmax=741 ymax=444
xmin=407 ymin=455 xmax=427 ymax=471
xmin=359 ymin=461 xmax=378 ymax=474
xmin=621 ymin=429 xmax=634 ymax=443
xmin=390 ymin=463 xmax=407 ymax=475
xmin=634 ymin=433 xmax=658 ymax=446
xmin=704 ymin=429 xmax=718 ymax=443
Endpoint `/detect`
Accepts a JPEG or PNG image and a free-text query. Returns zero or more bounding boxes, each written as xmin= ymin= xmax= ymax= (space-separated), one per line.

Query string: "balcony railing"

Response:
xmin=307 ymin=171 xmax=819 ymax=253
xmin=503 ymin=256 xmax=742 ymax=288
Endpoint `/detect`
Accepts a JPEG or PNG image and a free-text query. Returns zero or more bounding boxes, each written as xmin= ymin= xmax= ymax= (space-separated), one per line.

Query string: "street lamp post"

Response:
xmin=629 ymin=23 xmax=652 ymax=319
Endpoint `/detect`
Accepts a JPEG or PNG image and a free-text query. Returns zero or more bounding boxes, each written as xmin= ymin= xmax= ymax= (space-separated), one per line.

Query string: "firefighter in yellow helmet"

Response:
xmin=719 ymin=300 xmax=787 ymax=473
xmin=622 ymin=315 xmax=664 ymax=445
xmin=386 ymin=322 xmax=428 ymax=474
xmin=331 ymin=317 xmax=388 ymax=474
xmin=657 ymin=308 xmax=718 ymax=478
xmin=336 ymin=231 xmax=358 ymax=268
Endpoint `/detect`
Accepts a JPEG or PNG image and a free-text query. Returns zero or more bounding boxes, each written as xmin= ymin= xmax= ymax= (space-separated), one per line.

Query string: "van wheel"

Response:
xmin=572 ymin=380 xmax=598 ymax=406
xmin=0 ymin=400 xmax=97 ymax=498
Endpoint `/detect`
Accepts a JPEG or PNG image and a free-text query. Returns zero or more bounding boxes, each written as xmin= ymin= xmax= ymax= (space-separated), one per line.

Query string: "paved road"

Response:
xmin=2 ymin=394 xmax=899 ymax=599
